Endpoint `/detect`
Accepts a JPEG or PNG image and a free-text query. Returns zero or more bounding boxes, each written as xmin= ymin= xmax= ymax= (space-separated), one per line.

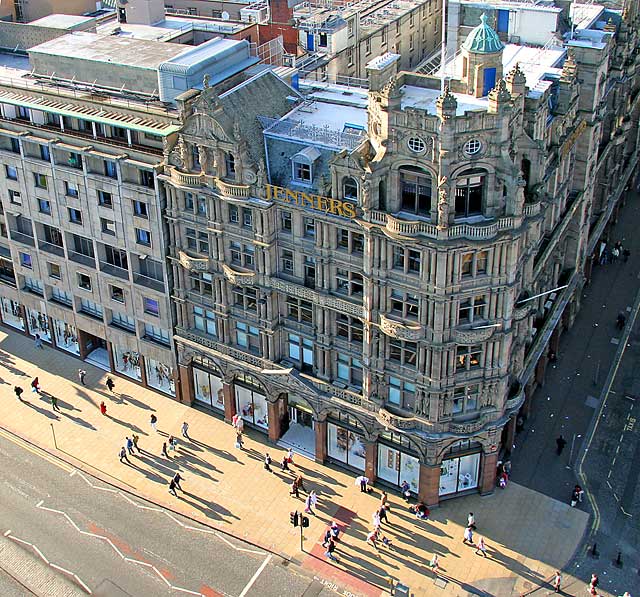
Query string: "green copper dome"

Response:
xmin=462 ymin=13 xmax=505 ymax=54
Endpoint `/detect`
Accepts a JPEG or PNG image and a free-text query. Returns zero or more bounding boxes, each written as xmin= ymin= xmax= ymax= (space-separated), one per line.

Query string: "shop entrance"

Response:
xmin=278 ymin=398 xmax=316 ymax=459
xmin=83 ymin=334 xmax=110 ymax=371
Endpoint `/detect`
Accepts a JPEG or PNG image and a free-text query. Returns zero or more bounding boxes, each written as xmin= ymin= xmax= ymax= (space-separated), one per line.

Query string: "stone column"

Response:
xmin=268 ymin=398 xmax=284 ymax=443
xmin=418 ymin=463 xmax=440 ymax=507
xmin=178 ymin=363 xmax=195 ymax=404
xmin=315 ymin=420 xmax=327 ymax=464
xmin=223 ymin=381 xmax=235 ymax=423
xmin=77 ymin=329 xmax=90 ymax=360
xmin=504 ymin=415 xmax=517 ymax=454
xmin=139 ymin=354 xmax=148 ymax=387
xmin=479 ymin=451 xmax=499 ymax=495
xmin=365 ymin=441 xmax=378 ymax=483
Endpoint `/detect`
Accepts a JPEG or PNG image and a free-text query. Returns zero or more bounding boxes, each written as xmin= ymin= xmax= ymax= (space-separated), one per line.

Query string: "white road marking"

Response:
xmin=238 ymin=554 xmax=272 ymax=597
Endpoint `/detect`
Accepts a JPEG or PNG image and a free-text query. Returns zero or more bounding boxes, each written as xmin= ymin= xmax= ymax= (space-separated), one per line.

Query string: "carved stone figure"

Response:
xmin=414 ymin=390 xmax=428 ymax=416
xmin=360 ymin=173 xmax=371 ymax=205
xmin=437 ymin=189 xmax=449 ymax=229
xmin=256 ymin=162 xmax=266 ymax=190
xmin=198 ymin=145 xmax=209 ymax=174
xmin=203 ymin=73 xmax=211 ymax=88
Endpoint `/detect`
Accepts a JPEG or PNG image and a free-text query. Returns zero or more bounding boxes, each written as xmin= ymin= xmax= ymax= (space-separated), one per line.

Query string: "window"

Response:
xmin=101 ymin=218 xmax=116 ymax=235
xmin=19 ymin=252 xmax=32 ymax=268
xmin=9 ymin=189 xmax=21 ymax=205
xmin=286 ymin=296 xmax=313 ymax=323
xmin=135 ymin=228 xmax=151 ymax=246
xmin=38 ymin=198 xmax=51 ymax=215
xmin=338 ymin=229 xmax=364 ymax=254
xmin=388 ymin=376 xmax=415 ymax=408
xmin=140 ymin=170 xmax=154 ymax=189
xmin=288 ymin=333 xmax=313 ymax=372
xmin=392 ymin=246 xmax=421 ymax=274
xmin=281 ymin=249 xmax=294 ymax=274
xmin=5 ymin=165 xmax=17 ymax=181
xmin=105 ymin=246 xmax=128 ymax=270
xmin=68 ymin=208 xmax=82 ymax=224
xmin=390 ymin=290 xmax=419 ymax=319
xmin=228 ymin=205 xmax=240 ymax=224
xmin=458 ymin=295 xmax=487 ymax=324
xmin=34 ymin=173 xmax=47 ymax=189
xmin=190 ymin=271 xmax=213 ymax=296
xmin=48 ymin=262 xmax=61 ymax=279
xmin=10 ymin=137 xmax=20 ymax=154
xmin=98 ymin=190 xmax=112 ymax=207
xmin=303 ymin=217 xmax=315 ymax=239
xmin=400 ymin=167 xmax=432 ymax=216
xmin=293 ymin=160 xmax=312 ymax=183
xmin=463 ymin=139 xmax=482 ymax=156
xmin=230 ymin=242 xmax=255 ymax=269
xmin=51 ymin=287 xmax=72 ymax=306
xmin=233 ymin=286 xmax=258 ymax=313
xmin=348 ymin=19 xmax=354 ymax=36
xmin=389 ymin=339 xmax=418 ymax=368
xmin=68 ymin=152 xmax=82 ymax=169
xmin=336 ymin=313 xmax=363 ymax=343
xmin=39 ymin=145 xmax=50 ymax=161
xmin=347 ymin=47 xmax=354 ymax=66
xmin=455 ymin=169 xmax=485 ymax=217
xmin=452 ymin=385 xmax=479 ymax=414
xmin=111 ymin=285 xmax=125 ymax=303
xmin=197 ymin=196 xmax=207 ymax=217
xmin=133 ymin=200 xmax=148 ymax=217
xmin=461 ymin=250 xmax=489 ymax=278
xmin=111 ymin=311 xmax=135 ymax=332
xmin=186 ymin=228 xmax=209 ymax=254
xmin=365 ymin=37 xmax=372 ymax=55
xmin=143 ymin=297 xmax=160 ymax=317
xmin=72 ymin=234 xmax=94 ymax=258
xmin=65 ymin=181 xmax=79 ymax=198
xmin=16 ymin=106 xmax=29 ymax=120
xmin=77 ymin=272 xmax=92 ymax=291
xmin=304 ymin=256 xmax=316 ymax=288
xmin=336 ymin=268 xmax=364 ymax=296
xmin=456 ymin=345 xmax=483 ymax=370
xmin=24 ymin=276 xmax=43 ymax=295
xmin=381 ymin=27 xmax=387 ymax=46
xmin=184 ymin=193 xmax=194 ymax=211
xmin=193 ymin=306 xmax=217 ymax=336
xmin=337 ymin=353 xmax=363 ymax=388
xmin=343 ymin=177 xmax=358 ymax=201
xmin=80 ymin=298 xmax=103 ymax=318
xmin=242 ymin=208 xmax=253 ymax=229
xmin=280 ymin=210 xmax=292 ymax=233
xmin=407 ymin=137 xmax=426 ymax=153
xmin=104 ymin=160 xmax=117 ymax=179
xmin=225 ymin=153 xmax=236 ymax=179
xmin=144 ymin=323 xmax=170 ymax=346
xmin=235 ymin=321 xmax=260 ymax=353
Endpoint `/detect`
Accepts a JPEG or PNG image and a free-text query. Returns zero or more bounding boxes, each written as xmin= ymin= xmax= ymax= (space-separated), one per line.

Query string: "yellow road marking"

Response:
xmin=0 ymin=428 xmax=74 ymax=474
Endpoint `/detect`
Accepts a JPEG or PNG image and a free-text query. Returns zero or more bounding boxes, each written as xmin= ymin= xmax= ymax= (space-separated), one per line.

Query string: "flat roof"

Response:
xmin=401 ymin=85 xmax=489 ymax=115
xmin=29 ymin=14 xmax=96 ymax=29
xmin=287 ymin=101 xmax=367 ymax=131
xmin=28 ymin=32 xmax=185 ymax=70
xmin=299 ymin=80 xmax=369 ymax=108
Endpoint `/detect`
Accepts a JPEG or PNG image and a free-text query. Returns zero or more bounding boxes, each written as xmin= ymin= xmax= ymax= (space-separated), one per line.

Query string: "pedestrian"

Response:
xmin=119 ymin=446 xmax=130 ymax=464
xmin=34 ymin=333 xmax=44 ymax=349
xmin=31 ymin=377 xmax=40 ymax=394
xmin=132 ymin=433 xmax=141 ymax=453
xmin=168 ymin=435 xmax=176 ymax=451
xmin=78 ymin=369 xmax=86 ymax=385
xmin=181 ymin=421 xmax=190 ymax=439
xmin=379 ymin=503 xmax=389 ymax=524
xmin=100 ymin=401 xmax=107 ymax=416
xmin=168 ymin=478 xmax=178 ymax=497
xmin=264 ymin=453 xmax=272 ymax=472
xmin=106 ymin=377 xmax=115 ymax=393
xmin=290 ymin=478 xmax=299 ymax=498
xmin=366 ymin=529 xmax=379 ymax=549
xmin=304 ymin=490 xmax=317 ymax=514
xmin=468 ymin=512 xmax=476 ymax=530
xmin=589 ymin=574 xmax=598 ymax=590
xmin=555 ymin=434 xmax=567 ymax=455
xmin=475 ymin=536 xmax=487 ymax=557
xmin=281 ymin=454 xmax=290 ymax=471
xmin=413 ymin=502 xmax=429 ymax=519
xmin=150 ymin=413 xmax=158 ymax=432
xmin=617 ymin=311 xmax=627 ymax=330
xmin=324 ymin=537 xmax=338 ymax=562
xmin=611 ymin=246 xmax=620 ymax=262
xmin=401 ymin=480 xmax=411 ymax=501
xmin=372 ymin=509 xmax=381 ymax=530
xmin=463 ymin=525 xmax=474 ymax=545
xmin=287 ymin=448 xmax=294 ymax=465
xmin=50 ymin=395 xmax=60 ymax=412
xmin=321 ymin=528 xmax=332 ymax=548
xmin=235 ymin=431 xmax=244 ymax=449
xmin=126 ymin=436 xmax=134 ymax=455
xmin=552 ymin=570 xmax=561 ymax=593
xmin=355 ymin=474 xmax=370 ymax=493
xmin=172 ymin=472 xmax=183 ymax=492
xmin=429 ymin=554 xmax=440 ymax=573
xmin=14 ymin=386 xmax=24 ymax=401
xmin=162 ymin=442 xmax=169 ymax=458
xmin=623 ymin=248 xmax=630 ymax=262
xmin=381 ymin=535 xmax=393 ymax=549
xmin=574 ymin=484 xmax=584 ymax=502
xmin=329 ymin=520 xmax=340 ymax=540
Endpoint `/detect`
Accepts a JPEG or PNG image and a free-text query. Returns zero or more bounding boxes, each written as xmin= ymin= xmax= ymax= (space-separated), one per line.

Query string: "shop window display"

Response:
xmin=377 ymin=444 xmax=419 ymax=492
xmin=26 ymin=306 xmax=51 ymax=342
xmin=53 ymin=319 xmax=79 ymax=355
xmin=235 ymin=384 xmax=268 ymax=430
xmin=146 ymin=358 xmax=175 ymax=396
xmin=327 ymin=423 xmax=366 ymax=471
xmin=112 ymin=346 xmax=142 ymax=381
xmin=1 ymin=297 xmax=24 ymax=330
xmin=193 ymin=368 xmax=224 ymax=411
xmin=439 ymin=452 xmax=480 ymax=496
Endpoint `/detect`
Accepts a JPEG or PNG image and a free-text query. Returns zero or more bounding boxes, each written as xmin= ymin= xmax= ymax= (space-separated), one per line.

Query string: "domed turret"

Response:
xmin=462 ymin=13 xmax=506 ymax=54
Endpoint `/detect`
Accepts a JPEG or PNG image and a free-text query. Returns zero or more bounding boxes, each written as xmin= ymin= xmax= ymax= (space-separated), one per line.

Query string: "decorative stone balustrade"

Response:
xmin=170 ymin=167 xmax=204 ymax=187
xmin=178 ymin=251 xmax=209 ymax=272
xmin=222 ymin=264 xmax=256 ymax=285
xmin=379 ymin=314 xmax=422 ymax=340
xmin=214 ymin=177 xmax=250 ymax=198
xmin=451 ymin=325 xmax=497 ymax=344
xmin=523 ymin=202 xmax=542 ymax=217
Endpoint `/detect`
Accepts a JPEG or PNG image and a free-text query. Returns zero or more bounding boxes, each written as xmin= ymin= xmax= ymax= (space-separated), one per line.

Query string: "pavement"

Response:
xmin=511 ymin=188 xmax=640 ymax=597
xmin=0 ymin=327 xmax=590 ymax=597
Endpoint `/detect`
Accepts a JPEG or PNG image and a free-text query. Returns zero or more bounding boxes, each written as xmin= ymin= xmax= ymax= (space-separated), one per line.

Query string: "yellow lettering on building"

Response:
xmin=265 ymin=184 xmax=357 ymax=220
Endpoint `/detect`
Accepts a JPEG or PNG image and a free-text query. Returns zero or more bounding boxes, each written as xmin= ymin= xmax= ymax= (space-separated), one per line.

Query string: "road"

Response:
xmin=0 ymin=430 xmax=336 ymax=597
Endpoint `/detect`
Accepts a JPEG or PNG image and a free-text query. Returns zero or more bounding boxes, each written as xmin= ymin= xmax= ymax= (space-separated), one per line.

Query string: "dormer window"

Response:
xmin=343 ymin=177 xmax=358 ymax=201
xmin=291 ymin=147 xmax=320 ymax=185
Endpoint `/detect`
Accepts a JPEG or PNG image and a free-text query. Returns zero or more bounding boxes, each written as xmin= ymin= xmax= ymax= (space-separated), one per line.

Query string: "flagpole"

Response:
xmin=441 ymin=0 xmax=447 ymax=91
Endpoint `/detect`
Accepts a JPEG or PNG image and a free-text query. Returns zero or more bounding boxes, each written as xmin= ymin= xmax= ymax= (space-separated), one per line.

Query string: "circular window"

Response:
xmin=464 ymin=139 xmax=482 ymax=155
xmin=407 ymin=137 xmax=426 ymax=153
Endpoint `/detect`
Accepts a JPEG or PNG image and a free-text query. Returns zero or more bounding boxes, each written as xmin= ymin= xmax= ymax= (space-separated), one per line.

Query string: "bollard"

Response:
xmin=590 ymin=543 xmax=599 ymax=558
xmin=614 ymin=551 xmax=623 ymax=568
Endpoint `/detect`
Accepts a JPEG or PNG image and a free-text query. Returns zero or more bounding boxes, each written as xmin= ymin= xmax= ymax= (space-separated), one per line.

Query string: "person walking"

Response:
xmin=264 ymin=453 xmax=272 ymax=472
xmin=321 ymin=528 xmax=332 ymax=548
xmin=31 ymin=377 xmax=40 ymax=394
xmin=78 ymin=369 xmax=86 ymax=386
xmin=172 ymin=472 xmax=183 ymax=492
xmin=126 ymin=436 xmax=135 ymax=456
xmin=100 ymin=401 xmax=107 ymax=416
xmin=106 ymin=377 xmax=115 ymax=393
xmin=401 ymin=480 xmax=411 ymax=501
xmin=281 ymin=454 xmax=290 ymax=471
xmin=132 ymin=433 xmax=141 ymax=453
xmin=429 ymin=554 xmax=440 ymax=574
xmin=168 ymin=435 xmax=177 ymax=451
xmin=34 ymin=333 xmax=44 ymax=349
xmin=324 ymin=537 xmax=338 ymax=562
xmin=50 ymin=395 xmax=60 ymax=413
xmin=150 ymin=413 xmax=158 ymax=432
xmin=555 ymin=434 xmax=567 ymax=455
xmin=235 ymin=431 xmax=244 ymax=450
xmin=168 ymin=478 xmax=178 ymax=497
xmin=119 ymin=446 xmax=130 ymax=464
xmin=304 ymin=490 xmax=317 ymax=514
xmin=181 ymin=421 xmax=190 ymax=440
xmin=162 ymin=442 xmax=170 ymax=458
xmin=475 ymin=536 xmax=488 ymax=557
xmin=14 ymin=386 xmax=24 ymax=401
xmin=468 ymin=512 xmax=476 ymax=530
xmin=379 ymin=502 xmax=389 ymax=524
xmin=552 ymin=571 xmax=561 ymax=593
xmin=329 ymin=521 xmax=340 ymax=540
xmin=589 ymin=574 xmax=599 ymax=591
xmin=286 ymin=448 xmax=294 ymax=465
xmin=356 ymin=474 xmax=370 ymax=493
xmin=372 ymin=509 xmax=381 ymax=531
xmin=366 ymin=529 xmax=379 ymax=549
xmin=463 ymin=525 xmax=474 ymax=545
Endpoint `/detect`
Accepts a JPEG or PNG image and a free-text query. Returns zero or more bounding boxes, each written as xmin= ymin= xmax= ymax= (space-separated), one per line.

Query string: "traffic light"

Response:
xmin=290 ymin=511 xmax=299 ymax=527
xmin=301 ymin=516 xmax=310 ymax=528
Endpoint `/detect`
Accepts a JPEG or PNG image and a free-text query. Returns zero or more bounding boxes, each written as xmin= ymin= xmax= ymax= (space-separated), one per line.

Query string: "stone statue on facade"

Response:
xmin=203 ymin=73 xmax=211 ymax=89
xmin=256 ymin=162 xmax=266 ymax=190
xmin=414 ymin=390 xmax=428 ymax=416
xmin=198 ymin=145 xmax=209 ymax=174
xmin=437 ymin=188 xmax=450 ymax=229
xmin=360 ymin=172 xmax=371 ymax=206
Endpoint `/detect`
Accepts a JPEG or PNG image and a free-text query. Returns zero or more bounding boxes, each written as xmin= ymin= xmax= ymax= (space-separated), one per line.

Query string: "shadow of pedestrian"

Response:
xmin=118 ymin=394 xmax=155 ymax=411
xmin=190 ymin=438 xmax=242 ymax=463
xmin=23 ymin=400 xmax=60 ymax=420
xmin=105 ymin=415 xmax=147 ymax=435
xmin=60 ymin=411 xmax=97 ymax=430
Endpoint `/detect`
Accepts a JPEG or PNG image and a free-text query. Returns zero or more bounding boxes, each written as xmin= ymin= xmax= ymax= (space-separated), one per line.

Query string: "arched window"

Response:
xmin=343 ymin=177 xmax=358 ymax=201
xmin=399 ymin=166 xmax=432 ymax=216
xmin=379 ymin=179 xmax=386 ymax=210
xmin=225 ymin=152 xmax=236 ymax=180
xmin=455 ymin=168 xmax=485 ymax=217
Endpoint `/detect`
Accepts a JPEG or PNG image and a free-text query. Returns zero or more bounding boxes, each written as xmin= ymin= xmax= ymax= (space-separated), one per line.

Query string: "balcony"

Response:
xmin=133 ymin=272 xmax=165 ymax=292
xmin=9 ymin=230 xmax=35 ymax=247
xmin=68 ymin=250 xmax=96 ymax=268
xmin=100 ymin=260 xmax=130 ymax=281
xmin=38 ymin=240 xmax=65 ymax=258
xmin=178 ymin=250 xmax=209 ymax=272
xmin=169 ymin=167 xmax=204 ymax=188
xmin=379 ymin=314 xmax=422 ymax=340
xmin=214 ymin=178 xmax=250 ymax=198
xmin=222 ymin=263 xmax=255 ymax=285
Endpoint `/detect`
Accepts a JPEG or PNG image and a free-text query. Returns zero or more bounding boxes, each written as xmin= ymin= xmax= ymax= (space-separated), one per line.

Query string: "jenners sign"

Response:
xmin=265 ymin=184 xmax=357 ymax=219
